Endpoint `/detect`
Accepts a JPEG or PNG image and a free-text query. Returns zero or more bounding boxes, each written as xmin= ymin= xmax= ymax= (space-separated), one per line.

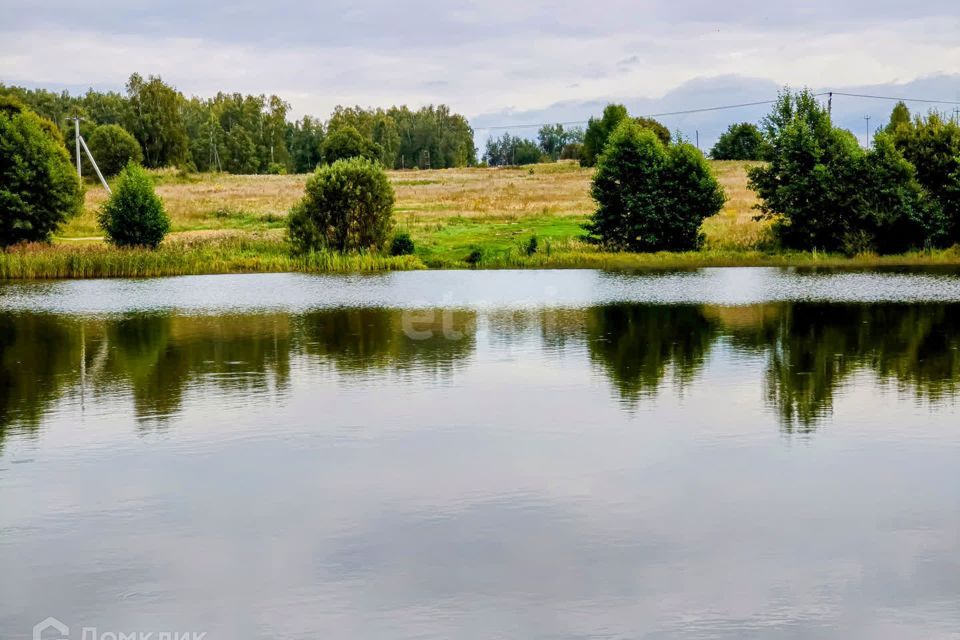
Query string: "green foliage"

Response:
xmin=634 ymin=117 xmax=672 ymax=146
xmin=125 ymin=73 xmax=189 ymax=168
xmin=581 ymin=104 xmax=629 ymax=167
xmin=886 ymin=101 xmax=911 ymax=133
xmin=98 ymin=163 xmax=170 ymax=248
xmin=889 ymin=111 xmax=960 ymax=243
xmin=585 ymin=121 xmax=725 ymax=251
xmin=3 ymin=81 xmax=476 ymax=174
xmin=710 ymin=122 xmax=770 ymax=160
xmin=287 ymin=116 xmax=325 ymax=173
xmin=483 ymin=133 xmax=542 ymax=166
xmin=321 ymin=125 xmax=383 ymax=164
xmin=537 ymin=124 xmax=584 ymax=160
xmin=288 ymin=157 xmax=395 ymax=253
xmin=560 ymin=142 xmax=583 ymax=160
xmin=0 ymin=98 xmax=83 ymax=246
xmin=749 ymin=89 xmax=939 ymax=253
xmin=86 ymin=124 xmax=143 ymax=176
xmin=390 ymin=230 xmax=416 ymax=256
xmin=266 ymin=162 xmax=287 ymax=175
xmin=580 ymin=105 xmax=671 ymax=167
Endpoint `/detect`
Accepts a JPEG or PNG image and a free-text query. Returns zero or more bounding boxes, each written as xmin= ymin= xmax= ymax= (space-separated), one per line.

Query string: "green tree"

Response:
xmin=86 ymin=124 xmax=143 ymax=176
xmin=749 ymin=89 xmax=938 ymax=253
xmin=710 ymin=122 xmax=770 ymax=160
xmin=287 ymin=157 xmax=394 ymax=253
xmin=889 ymin=111 xmax=960 ymax=243
xmin=125 ymin=73 xmax=189 ymax=168
xmin=581 ymin=105 xmax=670 ymax=167
xmin=98 ymin=162 xmax=170 ymax=248
xmin=580 ymin=104 xmax=629 ymax=167
xmin=483 ymin=133 xmax=542 ymax=166
xmin=287 ymin=116 xmax=325 ymax=173
xmin=321 ymin=125 xmax=383 ymax=164
xmin=0 ymin=97 xmax=83 ymax=246
xmin=885 ymin=101 xmax=911 ymax=134
xmin=585 ymin=121 xmax=725 ymax=251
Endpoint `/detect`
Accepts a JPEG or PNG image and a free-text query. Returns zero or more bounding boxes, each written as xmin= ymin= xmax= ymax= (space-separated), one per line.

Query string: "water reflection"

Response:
xmin=1 ymin=303 xmax=960 ymax=443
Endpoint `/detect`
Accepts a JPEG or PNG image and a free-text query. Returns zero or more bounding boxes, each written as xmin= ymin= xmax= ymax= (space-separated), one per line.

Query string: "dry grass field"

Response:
xmin=64 ymin=160 xmax=769 ymax=256
xmin=5 ymin=159 xmax=953 ymax=278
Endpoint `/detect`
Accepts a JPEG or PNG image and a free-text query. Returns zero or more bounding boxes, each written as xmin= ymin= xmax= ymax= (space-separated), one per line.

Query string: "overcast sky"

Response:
xmin=2 ymin=1 xmax=958 ymax=147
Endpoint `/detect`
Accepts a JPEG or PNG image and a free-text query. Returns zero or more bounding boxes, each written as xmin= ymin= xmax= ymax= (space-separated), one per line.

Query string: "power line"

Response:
xmin=828 ymin=91 xmax=960 ymax=106
xmin=471 ymin=91 xmax=960 ymax=133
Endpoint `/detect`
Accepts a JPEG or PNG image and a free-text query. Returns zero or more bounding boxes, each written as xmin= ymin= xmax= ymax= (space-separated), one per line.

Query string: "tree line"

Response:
xmin=0 ymin=73 xmax=477 ymax=175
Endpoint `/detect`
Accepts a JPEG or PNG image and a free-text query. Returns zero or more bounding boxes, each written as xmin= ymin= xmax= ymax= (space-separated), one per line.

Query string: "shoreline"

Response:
xmin=3 ymin=235 xmax=960 ymax=279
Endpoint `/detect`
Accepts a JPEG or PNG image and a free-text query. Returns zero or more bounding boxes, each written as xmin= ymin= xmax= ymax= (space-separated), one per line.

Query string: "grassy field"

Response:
xmin=3 ymin=160 xmax=959 ymax=278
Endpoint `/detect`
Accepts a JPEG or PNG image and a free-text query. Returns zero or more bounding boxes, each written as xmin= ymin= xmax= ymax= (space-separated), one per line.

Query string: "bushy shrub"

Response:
xmin=749 ymin=89 xmax=938 ymax=253
xmin=585 ymin=121 xmax=725 ymax=251
xmin=0 ymin=97 xmax=83 ymax=246
xmin=321 ymin=125 xmax=383 ymax=164
xmin=288 ymin=157 xmax=394 ymax=253
xmin=86 ymin=124 xmax=143 ymax=177
xmin=390 ymin=230 xmax=415 ymax=256
xmin=710 ymin=122 xmax=770 ymax=160
xmin=266 ymin=162 xmax=288 ymax=175
xmin=98 ymin=162 xmax=170 ymax=248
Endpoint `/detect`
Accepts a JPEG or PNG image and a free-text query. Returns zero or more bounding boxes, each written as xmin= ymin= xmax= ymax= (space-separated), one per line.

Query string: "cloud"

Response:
xmin=1 ymin=1 xmax=958 ymax=151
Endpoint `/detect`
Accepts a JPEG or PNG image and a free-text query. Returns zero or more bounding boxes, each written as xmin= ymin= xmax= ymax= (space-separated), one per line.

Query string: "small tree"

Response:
xmin=710 ymin=123 xmax=770 ymax=160
xmin=288 ymin=157 xmax=394 ymax=253
xmin=885 ymin=101 xmax=912 ymax=134
xmin=0 ymin=97 xmax=83 ymax=246
xmin=585 ymin=121 xmax=725 ymax=251
xmin=86 ymin=124 xmax=144 ymax=177
xmin=98 ymin=162 xmax=170 ymax=248
xmin=321 ymin=125 xmax=382 ymax=164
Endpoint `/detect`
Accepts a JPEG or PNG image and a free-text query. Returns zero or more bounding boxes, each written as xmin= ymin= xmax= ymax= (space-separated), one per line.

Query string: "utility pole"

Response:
xmin=67 ymin=114 xmax=111 ymax=193
xmin=827 ymin=92 xmax=833 ymax=120
xmin=695 ymin=130 xmax=700 ymax=151
xmin=953 ymin=107 xmax=960 ymax=124
xmin=69 ymin=115 xmax=82 ymax=178
xmin=864 ymin=115 xmax=872 ymax=148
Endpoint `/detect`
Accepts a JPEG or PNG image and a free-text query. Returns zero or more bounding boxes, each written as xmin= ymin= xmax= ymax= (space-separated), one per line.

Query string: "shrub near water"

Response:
xmin=585 ymin=121 xmax=725 ymax=252
xmin=288 ymin=157 xmax=394 ymax=253
xmin=0 ymin=97 xmax=83 ymax=246
xmin=98 ymin=163 xmax=170 ymax=248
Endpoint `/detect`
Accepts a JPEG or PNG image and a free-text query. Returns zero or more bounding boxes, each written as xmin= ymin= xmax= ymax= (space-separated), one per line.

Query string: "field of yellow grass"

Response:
xmin=3 ymin=160 xmax=954 ymax=278
xmin=64 ymin=160 xmax=768 ymax=251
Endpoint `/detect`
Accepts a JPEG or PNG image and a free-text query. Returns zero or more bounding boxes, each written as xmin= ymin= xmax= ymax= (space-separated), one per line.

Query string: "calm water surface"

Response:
xmin=1 ymin=269 xmax=959 ymax=639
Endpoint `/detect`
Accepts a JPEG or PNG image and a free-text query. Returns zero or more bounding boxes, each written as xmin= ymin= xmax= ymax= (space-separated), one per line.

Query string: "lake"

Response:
xmin=2 ymin=269 xmax=959 ymax=639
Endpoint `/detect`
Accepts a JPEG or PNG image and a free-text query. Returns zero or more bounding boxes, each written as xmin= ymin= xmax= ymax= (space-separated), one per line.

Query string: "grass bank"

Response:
xmin=3 ymin=161 xmax=958 ymax=278
xmin=5 ymin=234 xmax=960 ymax=279
xmin=0 ymin=235 xmax=423 ymax=279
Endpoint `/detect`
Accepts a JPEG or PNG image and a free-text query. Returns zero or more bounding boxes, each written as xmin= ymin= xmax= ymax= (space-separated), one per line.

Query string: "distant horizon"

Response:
xmin=6 ymin=71 xmax=959 ymax=154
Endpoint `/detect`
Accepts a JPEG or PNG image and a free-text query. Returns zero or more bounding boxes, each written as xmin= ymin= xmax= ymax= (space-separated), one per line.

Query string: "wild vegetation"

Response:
xmin=0 ymin=75 xmax=478 ymax=176
xmin=750 ymin=90 xmax=958 ymax=254
xmin=99 ymin=163 xmax=170 ymax=248
xmin=0 ymin=97 xmax=83 ymax=246
xmin=3 ymin=81 xmax=960 ymax=277
xmin=288 ymin=158 xmax=395 ymax=253
xmin=586 ymin=121 xmax=725 ymax=251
